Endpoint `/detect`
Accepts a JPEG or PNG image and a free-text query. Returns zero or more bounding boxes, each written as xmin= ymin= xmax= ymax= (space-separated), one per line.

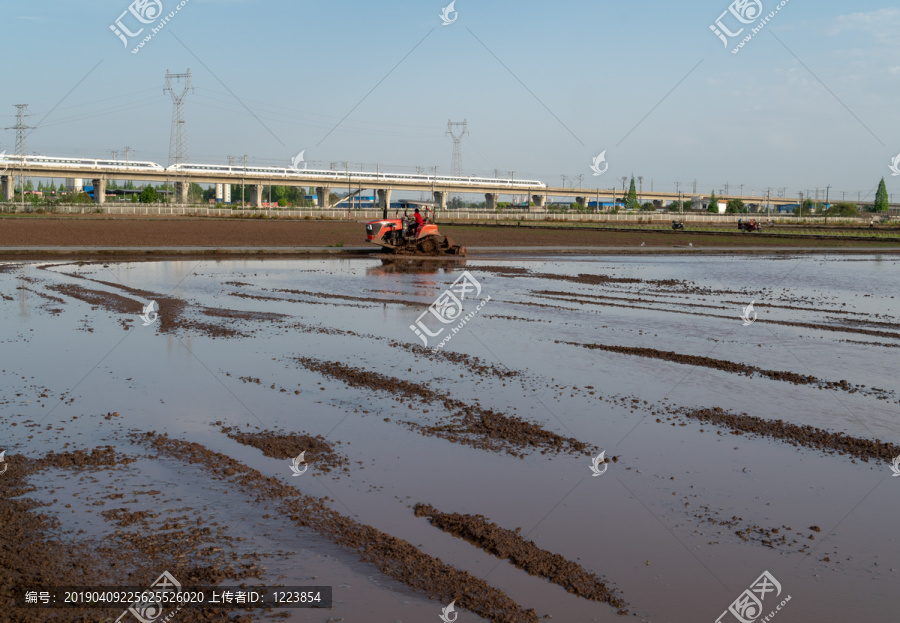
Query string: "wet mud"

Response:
xmin=295 ymin=357 xmax=590 ymax=457
xmin=414 ymin=503 xmax=629 ymax=613
xmin=665 ymin=407 xmax=899 ymax=463
xmin=563 ymin=341 xmax=895 ymax=401
xmin=221 ymin=426 xmax=349 ymax=475
xmin=134 ymin=432 xmax=541 ymax=623
xmin=1 ymin=447 xmax=265 ymax=622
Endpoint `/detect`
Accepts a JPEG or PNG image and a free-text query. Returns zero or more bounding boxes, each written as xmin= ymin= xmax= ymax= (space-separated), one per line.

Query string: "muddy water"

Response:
xmin=2 ymin=254 xmax=898 ymax=622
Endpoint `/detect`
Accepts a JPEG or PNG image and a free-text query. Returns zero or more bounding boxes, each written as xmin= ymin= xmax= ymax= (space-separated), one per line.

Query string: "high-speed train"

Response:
xmin=169 ymin=162 xmax=547 ymax=189
xmin=0 ymin=155 xmax=547 ymax=189
xmin=0 ymin=154 xmax=165 ymax=172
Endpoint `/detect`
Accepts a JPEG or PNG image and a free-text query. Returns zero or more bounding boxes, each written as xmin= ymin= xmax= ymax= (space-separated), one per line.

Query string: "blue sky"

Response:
xmin=3 ymin=0 xmax=899 ymax=200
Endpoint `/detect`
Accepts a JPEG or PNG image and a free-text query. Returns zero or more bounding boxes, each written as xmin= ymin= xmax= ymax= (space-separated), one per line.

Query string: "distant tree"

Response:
xmin=708 ymin=192 xmax=719 ymax=213
xmin=641 ymin=201 xmax=655 ymax=211
xmin=448 ymin=196 xmax=466 ymax=210
xmin=24 ymin=179 xmax=34 ymax=191
xmin=131 ymin=192 xmax=138 ymax=203
xmin=626 ymin=176 xmax=640 ymax=210
xmin=825 ymin=202 xmax=858 ymax=216
xmin=874 ymin=177 xmax=889 ymax=211
xmin=801 ymin=198 xmax=824 ymax=212
xmin=139 ymin=186 xmax=158 ymax=203
xmin=189 ymin=182 xmax=204 ymax=201
xmin=726 ymin=198 xmax=746 ymax=213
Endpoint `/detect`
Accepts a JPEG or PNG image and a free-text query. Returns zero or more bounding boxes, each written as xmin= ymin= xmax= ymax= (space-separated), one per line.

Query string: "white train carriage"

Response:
xmin=168 ymin=162 xmax=546 ymax=189
xmin=0 ymin=154 xmax=165 ymax=172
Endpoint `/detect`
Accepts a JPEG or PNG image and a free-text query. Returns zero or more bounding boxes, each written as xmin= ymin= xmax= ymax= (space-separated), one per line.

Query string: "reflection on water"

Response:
xmin=365 ymin=257 xmax=468 ymax=275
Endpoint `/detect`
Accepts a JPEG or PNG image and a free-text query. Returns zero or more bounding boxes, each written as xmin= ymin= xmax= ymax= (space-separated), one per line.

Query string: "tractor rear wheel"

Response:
xmin=418 ymin=237 xmax=438 ymax=254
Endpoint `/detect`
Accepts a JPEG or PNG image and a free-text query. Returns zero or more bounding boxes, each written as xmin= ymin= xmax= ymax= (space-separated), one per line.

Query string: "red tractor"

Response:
xmin=365 ymin=202 xmax=465 ymax=256
xmin=738 ymin=218 xmax=762 ymax=233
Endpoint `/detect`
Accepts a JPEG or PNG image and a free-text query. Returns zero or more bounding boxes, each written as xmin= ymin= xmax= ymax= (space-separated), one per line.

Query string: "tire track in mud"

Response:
xmin=414 ymin=504 xmax=628 ymax=614
xmin=294 ymin=357 xmax=590 ymax=457
xmin=134 ymin=432 xmax=542 ymax=623
xmin=665 ymin=406 xmax=899 ymax=463
xmin=562 ymin=341 xmax=896 ymax=401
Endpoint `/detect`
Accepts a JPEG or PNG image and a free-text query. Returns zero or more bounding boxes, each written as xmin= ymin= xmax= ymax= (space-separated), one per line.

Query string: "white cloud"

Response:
xmin=828 ymin=8 xmax=900 ymax=41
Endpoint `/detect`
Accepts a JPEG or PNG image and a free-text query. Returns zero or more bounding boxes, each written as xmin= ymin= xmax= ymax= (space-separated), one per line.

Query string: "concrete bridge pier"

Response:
xmin=316 ymin=186 xmax=331 ymax=209
xmin=530 ymin=194 xmax=546 ymax=211
xmin=485 ymin=193 xmax=499 ymax=212
xmin=377 ymin=189 xmax=392 ymax=217
xmin=575 ymin=196 xmax=587 ymax=207
xmin=249 ymin=184 xmax=263 ymax=207
xmin=175 ymin=181 xmax=189 ymax=204
xmin=1 ymin=175 xmax=14 ymax=201
xmin=92 ymin=179 xmax=106 ymax=204
xmin=433 ymin=191 xmax=447 ymax=210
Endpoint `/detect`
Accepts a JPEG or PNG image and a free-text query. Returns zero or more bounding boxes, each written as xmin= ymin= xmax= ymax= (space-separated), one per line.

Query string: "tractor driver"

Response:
xmin=413 ymin=207 xmax=424 ymax=234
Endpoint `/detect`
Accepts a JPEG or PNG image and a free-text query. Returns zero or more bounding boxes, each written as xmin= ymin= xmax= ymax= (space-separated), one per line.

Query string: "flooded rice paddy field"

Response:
xmin=1 ymin=254 xmax=899 ymax=622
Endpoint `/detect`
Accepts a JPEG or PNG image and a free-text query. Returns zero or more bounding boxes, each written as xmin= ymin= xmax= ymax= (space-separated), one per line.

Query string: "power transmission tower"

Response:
xmin=7 ymin=104 xmax=34 ymax=157
xmin=124 ymin=146 xmax=132 ymax=163
xmin=446 ymin=119 xmax=468 ymax=176
xmin=6 ymin=105 xmax=34 ymax=207
xmin=164 ymin=69 xmax=192 ymax=167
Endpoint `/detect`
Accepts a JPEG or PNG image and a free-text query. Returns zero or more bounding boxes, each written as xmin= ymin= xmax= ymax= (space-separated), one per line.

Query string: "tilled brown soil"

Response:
xmin=295 ymin=357 xmax=590 ymax=457
xmin=134 ymin=432 xmax=541 ymax=623
xmin=2 ymin=215 xmax=898 ymax=249
xmin=667 ymin=407 xmax=899 ymax=463
xmin=414 ymin=503 xmax=629 ymax=614
xmin=563 ymin=341 xmax=894 ymax=400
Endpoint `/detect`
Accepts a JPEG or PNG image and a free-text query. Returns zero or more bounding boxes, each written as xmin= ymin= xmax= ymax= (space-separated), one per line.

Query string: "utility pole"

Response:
xmin=693 ymin=179 xmax=697 ymax=194
xmin=124 ymin=146 xmax=132 ymax=163
xmin=724 ymin=182 xmax=729 ymax=195
xmin=621 ymin=176 xmax=627 ymax=193
xmin=638 ymin=176 xmax=643 ymax=204
xmin=242 ymin=154 xmax=248 ymax=206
